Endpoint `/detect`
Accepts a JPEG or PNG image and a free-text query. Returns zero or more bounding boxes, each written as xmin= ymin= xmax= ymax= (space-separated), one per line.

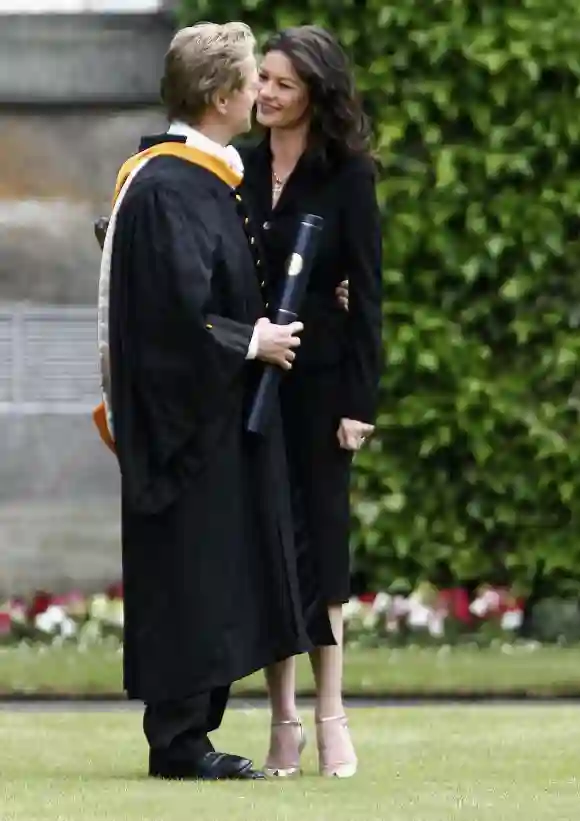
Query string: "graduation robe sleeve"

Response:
xmin=109 ymin=180 xmax=255 ymax=512
xmin=338 ymin=157 xmax=384 ymax=424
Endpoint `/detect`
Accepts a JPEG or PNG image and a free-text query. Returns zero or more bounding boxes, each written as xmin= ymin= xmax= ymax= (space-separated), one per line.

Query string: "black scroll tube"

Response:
xmin=246 ymin=213 xmax=324 ymax=435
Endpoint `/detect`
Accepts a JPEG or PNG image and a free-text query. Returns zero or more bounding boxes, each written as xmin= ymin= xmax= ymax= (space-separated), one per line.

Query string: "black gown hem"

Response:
xmin=123 ymin=636 xmax=318 ymax=703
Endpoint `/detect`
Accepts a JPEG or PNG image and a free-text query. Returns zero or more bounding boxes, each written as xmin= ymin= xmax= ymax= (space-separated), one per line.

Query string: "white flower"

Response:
xmin=407 ymin=600 xmax=431 ymax=629
xmin=9 ymin=601 xmax=26 ymax=623
xmin=428 ymin=611 xmax=446 ymax=637
xmin=501 ymin=609 xmax=523 ymax=631
xmin=88 ymin=595 xmax=124 ymax=627
xmin=391 ymin=595 xmax=409 ymax=619
xmin=343 ymin=598 xmax=363 ymax=620
xmin=371 ymin=592 xmax=391 ymax=614
xmin=107 ymin=599 xmax=124 ymax=628
xmin=60 ymin=617 xmax=77 ymax=638
xmin=362 ymin=610 xmax=379 ymax=629
xmin=35 ymin=605 xmax=67 ymax=633
xmin=469 ymin=597 xmax=487 ymax=618
xmin=89 ymin=594 xmax=110 ymax=621
xmin=470 ymin=588 xmax=502 ymax=617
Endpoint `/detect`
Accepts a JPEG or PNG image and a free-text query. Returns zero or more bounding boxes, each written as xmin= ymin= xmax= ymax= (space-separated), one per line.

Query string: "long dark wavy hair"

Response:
xmin=262 ymin=25 xmax=372 ymax=163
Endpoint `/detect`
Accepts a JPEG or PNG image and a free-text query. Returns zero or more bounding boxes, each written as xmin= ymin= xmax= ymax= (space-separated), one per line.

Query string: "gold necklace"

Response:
xmin=272 ymin=170 xmax=288 ymax=206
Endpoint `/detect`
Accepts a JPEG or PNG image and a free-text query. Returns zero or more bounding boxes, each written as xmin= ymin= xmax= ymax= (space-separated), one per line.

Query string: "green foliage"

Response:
xmin=179 ymin=0 xmax=580 ymax=595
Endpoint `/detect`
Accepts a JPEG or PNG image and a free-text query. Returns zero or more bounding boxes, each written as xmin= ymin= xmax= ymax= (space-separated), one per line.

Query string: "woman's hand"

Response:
xmin=337 ymin=417 xmax=374 ymax=451
xmin=335 ymin=279 xmax=349 ymax=312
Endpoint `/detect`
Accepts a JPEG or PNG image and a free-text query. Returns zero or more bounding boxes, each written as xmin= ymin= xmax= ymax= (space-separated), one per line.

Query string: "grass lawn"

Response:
xmin=1 ymin=642 xmax=580 ymax=697
xmin=1 ymin=705 xmax=580 ymax=821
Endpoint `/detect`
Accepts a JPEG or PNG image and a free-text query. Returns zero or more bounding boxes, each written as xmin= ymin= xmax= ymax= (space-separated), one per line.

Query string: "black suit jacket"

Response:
xmin=239 ymin=139 xmax=383 ymax=424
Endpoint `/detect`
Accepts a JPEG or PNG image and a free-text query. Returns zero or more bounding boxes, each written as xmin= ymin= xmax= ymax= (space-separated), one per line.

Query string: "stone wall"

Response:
xmin=0 ymin=108 xmax=167 ymax=304
xmin=0 ymin=12 xmax=174 ymax=106
xmin=0 ymin=12 xmax=176 ymax=595
xmin=0 ymin=417 xmax=121 ymax=598
xmin=0 ymin=11 xmax=177 ymax=304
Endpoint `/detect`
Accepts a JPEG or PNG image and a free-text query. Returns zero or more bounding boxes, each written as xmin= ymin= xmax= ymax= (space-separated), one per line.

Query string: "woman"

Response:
xmin=239 ymin=25 xmax=383 ymax=778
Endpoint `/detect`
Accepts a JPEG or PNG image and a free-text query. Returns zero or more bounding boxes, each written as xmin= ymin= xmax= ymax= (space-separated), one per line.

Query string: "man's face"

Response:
xmin=225 ymin=56 xmax=259 ymax=136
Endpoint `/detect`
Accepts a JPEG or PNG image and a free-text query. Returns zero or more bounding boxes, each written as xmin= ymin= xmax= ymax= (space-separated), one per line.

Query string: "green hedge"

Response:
xmin=179 ymin=0 xmax=580 ymax=596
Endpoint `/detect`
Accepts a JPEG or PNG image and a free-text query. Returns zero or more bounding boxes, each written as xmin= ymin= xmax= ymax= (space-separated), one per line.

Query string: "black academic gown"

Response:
xmin=108 ymin=143 xmax=330 ymax=704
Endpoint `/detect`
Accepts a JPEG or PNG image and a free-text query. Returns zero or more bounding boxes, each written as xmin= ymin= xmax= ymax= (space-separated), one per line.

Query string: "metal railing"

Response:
xmin=0 ymin=304 xmax=100 ymax=414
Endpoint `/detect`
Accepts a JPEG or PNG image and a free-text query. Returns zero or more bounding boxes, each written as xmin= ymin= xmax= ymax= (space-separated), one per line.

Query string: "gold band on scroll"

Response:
xmin=287 ymin=253 xmax=303 ymax=277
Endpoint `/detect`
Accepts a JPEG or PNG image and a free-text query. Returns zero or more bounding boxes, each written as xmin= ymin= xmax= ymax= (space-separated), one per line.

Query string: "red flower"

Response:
xmin=106 ymin=582 xmax=123 ymax=600
xmin=438 ymin=588 xmax=472 ymax=624
xmin=27 ymin=590 xmax=53 ymax=620
xmin=358 ymin=593 xmax=376 ymax=604
xmin=0 ymin=611 xmax=11 ymax=635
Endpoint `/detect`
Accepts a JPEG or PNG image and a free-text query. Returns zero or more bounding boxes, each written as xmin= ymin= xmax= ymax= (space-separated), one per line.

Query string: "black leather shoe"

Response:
xmin=149 ymin=750 xmax=266 ymax=781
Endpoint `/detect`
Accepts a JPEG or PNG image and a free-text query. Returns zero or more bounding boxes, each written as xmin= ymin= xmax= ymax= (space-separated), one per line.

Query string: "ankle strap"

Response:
xmin=316 ymin=714 xmax=347 ymax=724
xmin=271 ymin=717 xmax=302 ymax=727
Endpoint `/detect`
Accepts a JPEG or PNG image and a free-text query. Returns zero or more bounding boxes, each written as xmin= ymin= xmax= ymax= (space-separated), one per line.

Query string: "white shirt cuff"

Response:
xmin=246 ymin=326 xmax=259 ymax=359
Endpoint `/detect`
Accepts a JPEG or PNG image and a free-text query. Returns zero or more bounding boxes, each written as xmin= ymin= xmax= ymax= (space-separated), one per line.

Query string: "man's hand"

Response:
xmin=337 ymin=417 xmax=374 ymax=451
xmin=335 ymin=279 xmax=349 ymax=312
xmin=254 ymin=317 xmax=303 ymax=370
xmin=94 ymin=217 xmax=109 ymax=250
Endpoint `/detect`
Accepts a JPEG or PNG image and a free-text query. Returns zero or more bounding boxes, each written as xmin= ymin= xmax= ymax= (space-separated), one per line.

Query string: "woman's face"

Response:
xmin=256 ymin=50 xmax=310 ymax=129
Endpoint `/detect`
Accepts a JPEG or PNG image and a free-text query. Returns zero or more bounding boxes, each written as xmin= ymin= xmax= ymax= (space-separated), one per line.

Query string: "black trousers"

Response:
xmin=143 ymin=685 xmax=231 ymax=763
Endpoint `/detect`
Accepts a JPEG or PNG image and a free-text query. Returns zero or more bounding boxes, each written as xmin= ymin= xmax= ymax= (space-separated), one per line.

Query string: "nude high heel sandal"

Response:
xmin=264 ymin=718 xmax=307 ymax=778
xmin=316 ymin=714 xmax=358 ymax=778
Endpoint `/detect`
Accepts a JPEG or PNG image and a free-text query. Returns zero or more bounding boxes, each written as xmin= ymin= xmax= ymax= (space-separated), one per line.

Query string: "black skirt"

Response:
xmin=280 ymin=363 xmax=353 ymax=606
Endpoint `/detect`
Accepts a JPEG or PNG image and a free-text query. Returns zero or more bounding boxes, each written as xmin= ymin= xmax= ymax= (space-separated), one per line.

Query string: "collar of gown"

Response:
xmin=167 ymin=120 xmax=245 ymax=183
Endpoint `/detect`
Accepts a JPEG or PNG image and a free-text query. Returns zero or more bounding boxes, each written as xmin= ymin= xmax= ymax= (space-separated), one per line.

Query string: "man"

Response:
xmin=98 ymin=22 xmax=329 ymax=781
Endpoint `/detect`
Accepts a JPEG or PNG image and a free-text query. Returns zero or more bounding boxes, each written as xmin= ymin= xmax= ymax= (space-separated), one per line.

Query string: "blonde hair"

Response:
xmin=160 ymin=22 xmax=256 ymax=123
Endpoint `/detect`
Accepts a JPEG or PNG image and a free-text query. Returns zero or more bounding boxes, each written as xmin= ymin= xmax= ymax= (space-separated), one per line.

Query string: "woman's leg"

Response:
xmin=263 ymin=657 xmax=305 ymax=775
xmin=310 ymin=604 xmax=345 ymax=718
xmin=310 ymin=604 xmax=357 ymax=777
xmin=265 ymin=657 xmax=297 ymax=723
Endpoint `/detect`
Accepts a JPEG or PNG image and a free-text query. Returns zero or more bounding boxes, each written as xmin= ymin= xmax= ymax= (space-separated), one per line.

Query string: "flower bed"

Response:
xmin=0 ymin=585 xmax=124 ymax=648
xmin=345 ymin=583 xmax=527 ymax=647
xmin=2 ymin=581 xmax=580 ymax=649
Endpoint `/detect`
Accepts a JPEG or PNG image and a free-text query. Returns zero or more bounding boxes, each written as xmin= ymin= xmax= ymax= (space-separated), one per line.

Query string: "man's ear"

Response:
xmin=212 ymin=89 xmax=229 ymax=116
